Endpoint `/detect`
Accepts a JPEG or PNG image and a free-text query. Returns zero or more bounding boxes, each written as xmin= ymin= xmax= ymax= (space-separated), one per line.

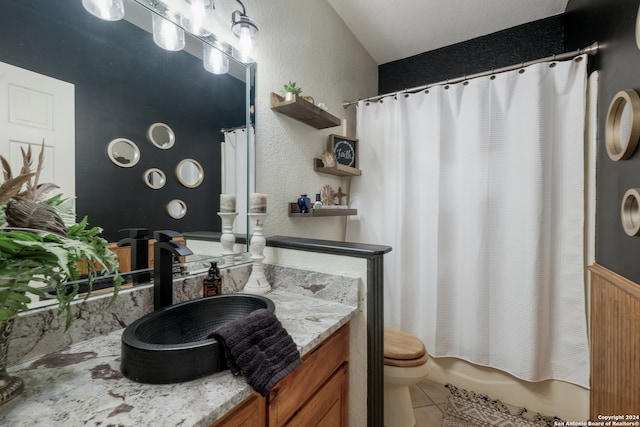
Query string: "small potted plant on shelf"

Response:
xmin=283 ymin=81 xmax=302 ymax=101
xmin=0 ymin=142 xmax=121 ymax=405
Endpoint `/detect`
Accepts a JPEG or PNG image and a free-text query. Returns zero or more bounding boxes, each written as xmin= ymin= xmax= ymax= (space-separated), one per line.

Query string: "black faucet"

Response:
xmin=117 ymin=228 xmax=150 ymax=284
xmin=153 ymin=230 xmax=193 ymax=310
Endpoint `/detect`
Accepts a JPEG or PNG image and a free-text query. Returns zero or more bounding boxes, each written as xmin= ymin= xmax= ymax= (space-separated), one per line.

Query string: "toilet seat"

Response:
xmin=384 ymin=327 xmax=428 ymax=367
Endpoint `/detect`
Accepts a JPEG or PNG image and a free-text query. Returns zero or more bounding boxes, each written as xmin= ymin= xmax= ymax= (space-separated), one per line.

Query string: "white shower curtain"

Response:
xmin=346 ymin=56 xmax=590 ymax=387
xmin=222 ymin=127 xmax=254 ymax=234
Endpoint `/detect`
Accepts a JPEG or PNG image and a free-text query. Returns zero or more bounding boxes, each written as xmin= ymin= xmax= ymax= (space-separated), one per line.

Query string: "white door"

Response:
xmin=0 ymin=61 xmax=75 ymax=204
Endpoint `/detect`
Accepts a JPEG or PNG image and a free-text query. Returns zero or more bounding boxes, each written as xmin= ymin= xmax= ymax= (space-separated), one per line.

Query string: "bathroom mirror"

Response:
xmin=605 ymin=90 xmax=640 ymax=161
xmin=167 ymin=199 xmax=187 ymax=219
xmin=176 ymin=159 xmax=205 ymax=188
xmin=143 ymin=168 xmax=166 ymax=189
xmin=107 ymin=138 xmax=141 ymax=168
xmin=0 ymin=0 xmax=255 ymax=310
xmin=147 ymin=122 xmax=175 ymax=149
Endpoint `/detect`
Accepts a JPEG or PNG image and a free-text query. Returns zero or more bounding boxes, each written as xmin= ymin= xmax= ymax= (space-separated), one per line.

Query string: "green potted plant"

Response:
xmin=283 ymin=81 xmax=302 ymax=101
xmin=0 ymin=142 xmax=121 ymax=405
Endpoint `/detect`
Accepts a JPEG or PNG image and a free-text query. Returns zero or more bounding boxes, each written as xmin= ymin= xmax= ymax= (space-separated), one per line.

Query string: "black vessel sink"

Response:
xmin=121 ymin=293 xmax=275 ymax=384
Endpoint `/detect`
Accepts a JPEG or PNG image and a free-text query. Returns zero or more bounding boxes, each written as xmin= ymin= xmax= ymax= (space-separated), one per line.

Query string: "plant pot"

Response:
xmin=284 ymin=92 xmax=296 ymax=101
xmin=0 ymin=318 xmax=24 ymax=406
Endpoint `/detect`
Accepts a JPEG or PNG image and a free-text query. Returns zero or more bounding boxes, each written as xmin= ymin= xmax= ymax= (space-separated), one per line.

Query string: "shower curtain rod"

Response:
xmin=342 ymin=42 xmax=599 ymax=108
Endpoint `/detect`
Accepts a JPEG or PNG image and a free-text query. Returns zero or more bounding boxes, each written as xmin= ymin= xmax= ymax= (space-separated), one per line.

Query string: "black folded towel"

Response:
xmin=209 ymin=308 xmax=302 ymax=396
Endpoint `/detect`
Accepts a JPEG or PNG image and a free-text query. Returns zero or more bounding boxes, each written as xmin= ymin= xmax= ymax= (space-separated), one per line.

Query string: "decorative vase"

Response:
xmin=244 ymin=213 xmax=271 ymax=295
xmin=297 ymin=194 xmax=311 ymax=214
xmin=217 ymin=211 xmax=239 ymax=259
xmin=0 ymin=318 xmax=24 ymax=406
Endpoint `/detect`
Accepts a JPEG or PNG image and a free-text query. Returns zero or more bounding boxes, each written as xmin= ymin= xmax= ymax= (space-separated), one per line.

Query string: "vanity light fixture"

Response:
xmin=80 ymin=0 xmax=259 ymax=67
xmin=152 ymin=11 xmax=185 ymax=51
xmin=203 ymin=42 xmax=229 ymax=74
xmin=81 ymin=0 xmax=125 ymax=21
xmin=231 ymin=0 xmax=259 ymax=63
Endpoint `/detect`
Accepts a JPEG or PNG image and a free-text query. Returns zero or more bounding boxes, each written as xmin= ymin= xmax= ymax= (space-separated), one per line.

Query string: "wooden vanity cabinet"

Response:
xmin=268 ymin=323 xmax=350 ymax=426
xmin=211 ymin=323 xmax=350 ymax=427
xmin=210 ymin=393 xmax=266 ymax=427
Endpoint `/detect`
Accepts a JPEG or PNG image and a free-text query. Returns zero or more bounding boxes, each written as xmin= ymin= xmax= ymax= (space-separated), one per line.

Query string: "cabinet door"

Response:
xmin=285 ymin=363 xmax=348 ymax=427
xmin=210 ymin=393 xmax=265 ymax=427
xmin=268 ymin=324 xmax=350 ymax=426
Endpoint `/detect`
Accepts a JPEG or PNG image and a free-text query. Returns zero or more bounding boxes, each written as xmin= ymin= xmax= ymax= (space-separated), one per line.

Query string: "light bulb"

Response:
xmin=238 ymin=27 xmax=254 ymax=61
xmin=82 ymin=0 xmax=124 ymax=21
xmin=184 ymin=0 xmax=211 ymax=36
xmin=152 ymin=13 xmax=185 ymax=52
xmin=203 ymin=44 xmax=229 ymax=75
xmin=232 ymin=25 xmax=256 ymax=63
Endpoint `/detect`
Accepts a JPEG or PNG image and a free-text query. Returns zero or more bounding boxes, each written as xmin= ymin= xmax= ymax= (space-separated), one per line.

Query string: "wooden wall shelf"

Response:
xmin=271 ymin=92 xmax=341 ymax=129
xmin=313 ymin=158 xmax=361 ymax=176
xmin=288 ymin=203 xmax=357 ymax=217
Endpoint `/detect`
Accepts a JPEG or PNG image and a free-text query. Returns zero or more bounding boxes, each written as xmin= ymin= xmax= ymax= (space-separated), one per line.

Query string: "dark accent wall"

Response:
xmin=378 ymin=15 xmax=565 ymax=94
xmin=0 ymin=1 xmax=246 ymax=242
xmin=565 ymin=0 xmax=640 ymax=284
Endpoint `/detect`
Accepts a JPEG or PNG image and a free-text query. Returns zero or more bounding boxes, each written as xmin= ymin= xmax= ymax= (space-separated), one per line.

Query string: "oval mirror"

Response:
xmin=605 ymin=90 xmax=640 ymax=161
xmin=147 ymin=122 xmax=175 ymax=149
xmin=176 ymin=159 xmax=204 ymax=188
xmin=107 ymin=138 xmax=140 ymax=168
xmin=143 ymin=168 xmax=166 ymax=189
xmin=166 ymin=199 xmax=187 ymax=219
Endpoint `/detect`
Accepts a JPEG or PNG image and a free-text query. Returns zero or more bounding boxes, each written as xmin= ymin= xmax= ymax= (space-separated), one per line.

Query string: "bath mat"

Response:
xmin=442 ymin=384 xmax=565 ymax=427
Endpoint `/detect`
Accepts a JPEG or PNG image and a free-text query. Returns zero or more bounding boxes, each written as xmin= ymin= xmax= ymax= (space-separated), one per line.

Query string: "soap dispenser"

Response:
xmin=203 ymin=261 xmax=223 ymax=297
xmin=313 ymin=193 xmax=323 ymax=209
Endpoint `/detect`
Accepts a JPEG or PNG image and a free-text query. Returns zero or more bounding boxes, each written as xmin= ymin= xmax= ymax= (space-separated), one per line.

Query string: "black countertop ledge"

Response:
xmin=183 ymin=232 xmax=392 ymax=258
xmin=266 ymin=235 xmax=391 ymax=258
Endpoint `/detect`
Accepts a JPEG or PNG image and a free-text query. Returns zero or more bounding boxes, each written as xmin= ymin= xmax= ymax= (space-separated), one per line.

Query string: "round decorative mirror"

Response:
xmin=143 ymin=168 xmax=166 ymax=189
xmin=622 ymin=188 xmax=640 ymax=236
xmin=107 ymin=138 xmax=140 ymax=167
xmin=147 ymin=122 xmax=175 ymax=149
xmin=166 ymin=199 xmax=187 ymax=219
xmin=176 ymin=159 xmax=204 ymax=188
xmin=605 ymin=90 xmax=640 ymax=161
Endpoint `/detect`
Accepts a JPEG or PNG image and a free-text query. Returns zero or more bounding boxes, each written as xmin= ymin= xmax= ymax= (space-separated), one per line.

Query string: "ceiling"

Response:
xmin=326 ymin=0 xmax=570 ymax=65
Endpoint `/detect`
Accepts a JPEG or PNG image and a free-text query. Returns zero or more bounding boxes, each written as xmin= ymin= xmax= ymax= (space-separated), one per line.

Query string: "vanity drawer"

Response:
xmin=268 ymin=323 xmax=350 ymax=426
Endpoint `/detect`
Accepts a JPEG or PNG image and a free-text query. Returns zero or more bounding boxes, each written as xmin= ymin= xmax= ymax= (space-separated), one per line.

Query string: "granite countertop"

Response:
xmin=0 ymin=290 xmax=357 ymax=427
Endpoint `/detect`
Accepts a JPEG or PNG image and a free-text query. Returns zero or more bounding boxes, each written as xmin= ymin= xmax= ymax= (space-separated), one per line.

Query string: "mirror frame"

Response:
xmin=142 ymin=167 xmax=166 ymax=189
xmin=107 ymin=137 xmax=141 ymax=168
xmin=621 ymin=188 xmax=640 ymax=236
xmin=166 ymin=199 xmax=187 ymax=219
xmin=605 ymin=89 xmax=640 ymax=161
xmin=147 ymin=122 xmax=175 ymax=149
xmin=176 ymin=158 xmax=205 ymax=188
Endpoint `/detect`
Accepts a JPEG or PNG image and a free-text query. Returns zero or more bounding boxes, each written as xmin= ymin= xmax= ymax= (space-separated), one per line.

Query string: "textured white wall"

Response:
xmin=244 ymin=0 xmax=378 ymax=240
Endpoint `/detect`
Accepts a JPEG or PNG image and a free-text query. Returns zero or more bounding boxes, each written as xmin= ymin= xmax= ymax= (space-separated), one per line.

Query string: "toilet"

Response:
xmin=384 ymin=327 xmax=430 ymax=427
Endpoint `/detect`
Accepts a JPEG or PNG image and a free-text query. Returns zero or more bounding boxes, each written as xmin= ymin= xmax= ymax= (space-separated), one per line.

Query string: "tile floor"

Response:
xmin=409 ymin=378 xmax=448 ymax=427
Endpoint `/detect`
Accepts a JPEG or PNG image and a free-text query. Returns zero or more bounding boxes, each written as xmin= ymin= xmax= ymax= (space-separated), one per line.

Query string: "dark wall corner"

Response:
xmin=378 ymin=15 xmax=565 ymax=94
